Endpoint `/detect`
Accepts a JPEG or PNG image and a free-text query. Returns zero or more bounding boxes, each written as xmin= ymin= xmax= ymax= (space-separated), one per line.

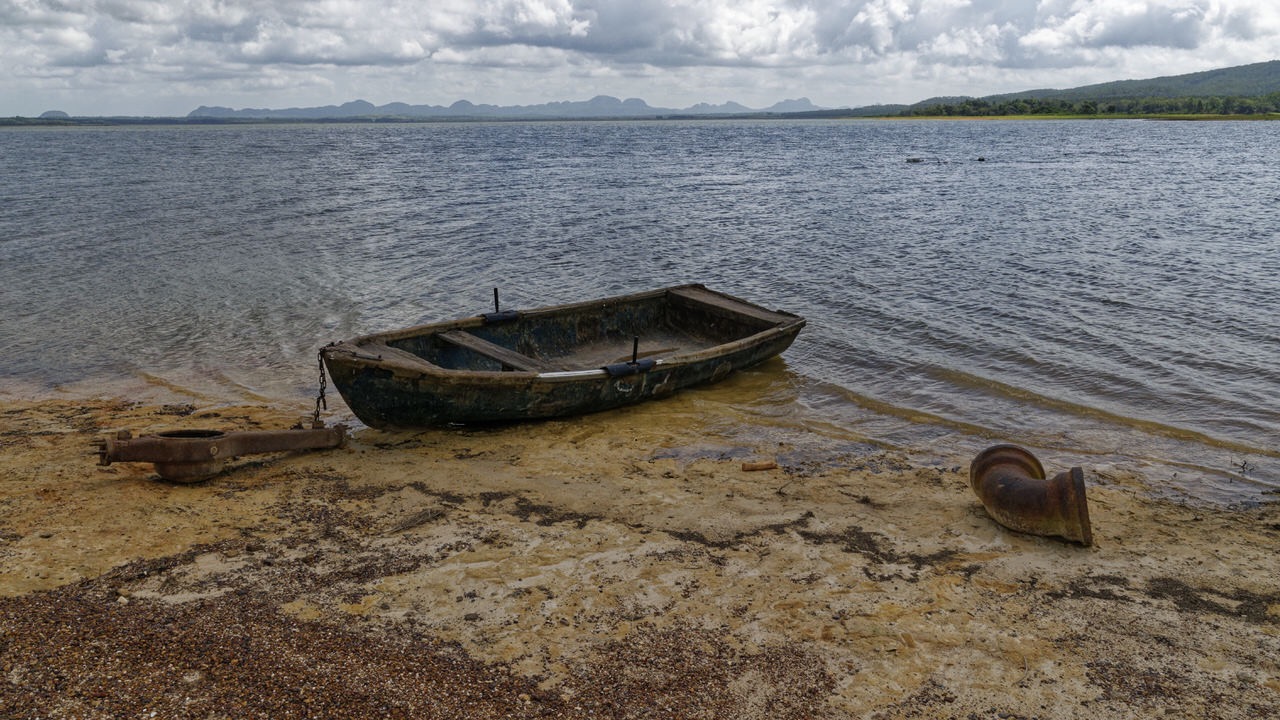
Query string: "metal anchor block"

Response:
xmin=95 ymin=423 xmax=347 ymax=483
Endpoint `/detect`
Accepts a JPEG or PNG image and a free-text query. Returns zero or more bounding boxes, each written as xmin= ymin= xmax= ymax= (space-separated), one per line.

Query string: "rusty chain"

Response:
xmin=312 ymin=348 xmax=328 ymax=427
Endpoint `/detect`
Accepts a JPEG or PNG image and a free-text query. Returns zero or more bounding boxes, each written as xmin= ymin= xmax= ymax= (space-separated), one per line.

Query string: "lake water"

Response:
xmin=1 ymin=119 xmax=1277 ymax=505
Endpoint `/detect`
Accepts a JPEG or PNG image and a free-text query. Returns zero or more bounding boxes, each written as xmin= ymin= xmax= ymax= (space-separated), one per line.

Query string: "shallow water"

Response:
xmin=1 ymin=119 xmax=1277 ymax=504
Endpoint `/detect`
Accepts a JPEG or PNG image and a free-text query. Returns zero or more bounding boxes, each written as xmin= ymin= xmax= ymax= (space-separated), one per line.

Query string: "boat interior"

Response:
xmin=365 ymin=286 xmax=794 ymax=374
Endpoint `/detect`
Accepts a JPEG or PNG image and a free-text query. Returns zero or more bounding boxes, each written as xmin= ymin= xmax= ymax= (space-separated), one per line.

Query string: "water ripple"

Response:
xmin=2 ymin=119 xmax=1278 ymax=502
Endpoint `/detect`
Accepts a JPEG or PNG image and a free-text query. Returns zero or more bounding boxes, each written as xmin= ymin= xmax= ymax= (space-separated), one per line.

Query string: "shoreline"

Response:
xmin=4 ymin=113 xmax=1279 ymax=129
xmin=2 ymin=395 xmax=1278 ymax=717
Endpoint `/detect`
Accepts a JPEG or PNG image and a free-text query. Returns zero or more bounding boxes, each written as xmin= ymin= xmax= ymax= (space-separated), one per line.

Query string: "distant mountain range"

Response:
xmin=184 ymin=60 xmax=1278 ymax=122
xmin=188 ymin=96 xmax=827 ymax=120
xmin=18 ymin=59 xmax=1278 ymax=123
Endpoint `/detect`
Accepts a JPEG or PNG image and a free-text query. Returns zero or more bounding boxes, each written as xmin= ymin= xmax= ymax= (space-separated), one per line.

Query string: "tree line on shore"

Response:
xmin=903 ymin=92 xmax=1280 ymax=117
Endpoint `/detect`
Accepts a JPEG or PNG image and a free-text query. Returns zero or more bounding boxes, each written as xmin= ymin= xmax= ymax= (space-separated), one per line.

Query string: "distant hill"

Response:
xmin=989 ymin=60 xmax=1280 ymax=102
xmin=909 ymin=60 xmax=1280 ymax=113
xmin=189 ymin=95 xmax=830 ymax=120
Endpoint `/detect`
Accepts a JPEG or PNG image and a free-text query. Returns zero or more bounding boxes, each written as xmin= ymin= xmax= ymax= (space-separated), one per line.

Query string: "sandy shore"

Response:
xmin=2 ymin=392 xmax=1278 ymax=718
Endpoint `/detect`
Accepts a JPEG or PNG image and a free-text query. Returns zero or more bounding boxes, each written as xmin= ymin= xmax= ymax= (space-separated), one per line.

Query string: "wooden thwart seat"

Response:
xmin=438 ymin=330 xmax=557 ymax=372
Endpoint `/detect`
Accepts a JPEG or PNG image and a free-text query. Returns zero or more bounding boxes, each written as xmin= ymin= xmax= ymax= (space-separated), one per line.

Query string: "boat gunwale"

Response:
xmin=321 ymin=284 xmax=804 ymax=384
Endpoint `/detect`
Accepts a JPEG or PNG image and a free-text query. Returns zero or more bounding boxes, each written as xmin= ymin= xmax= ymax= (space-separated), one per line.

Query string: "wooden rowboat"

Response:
xmin=319 ymin=284 xmax=805 ymax=429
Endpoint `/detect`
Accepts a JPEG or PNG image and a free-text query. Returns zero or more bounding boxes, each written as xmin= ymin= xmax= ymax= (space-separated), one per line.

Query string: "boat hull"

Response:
xmin=321 ymin=285 xmax=804 ymax=429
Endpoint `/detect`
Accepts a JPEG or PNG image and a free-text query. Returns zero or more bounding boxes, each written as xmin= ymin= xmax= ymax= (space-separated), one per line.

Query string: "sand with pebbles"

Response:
xmin=2 ymin=393 xmax=1279 ymax=718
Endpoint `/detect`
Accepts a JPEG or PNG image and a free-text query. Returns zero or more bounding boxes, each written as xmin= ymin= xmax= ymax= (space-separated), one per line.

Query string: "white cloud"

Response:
xmin=0 ymin=0 xmax=1276 ymax=115
xmin=1021 ymin=1 xmax=1209 ymax=55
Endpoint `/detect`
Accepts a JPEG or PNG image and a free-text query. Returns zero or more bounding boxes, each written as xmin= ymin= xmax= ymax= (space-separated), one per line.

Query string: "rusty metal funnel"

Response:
xmin=969 ymin=444 xmax=1092 ymax=546
xmin=96 ymin=423 xmax=347 ymax=483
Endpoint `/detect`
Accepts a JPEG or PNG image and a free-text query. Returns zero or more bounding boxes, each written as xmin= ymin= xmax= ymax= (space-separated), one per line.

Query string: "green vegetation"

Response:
xmin=902 ymin=93 xmax=1280 ymax=118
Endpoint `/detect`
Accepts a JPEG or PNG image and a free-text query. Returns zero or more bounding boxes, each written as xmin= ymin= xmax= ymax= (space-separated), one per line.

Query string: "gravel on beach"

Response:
xmin=2 ymin=398 xmax=1278 ymax=718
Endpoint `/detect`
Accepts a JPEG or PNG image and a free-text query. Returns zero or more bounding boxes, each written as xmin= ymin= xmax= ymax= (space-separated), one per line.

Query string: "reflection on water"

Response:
xmin=1 ymin=120 xmax=1277 ymax=504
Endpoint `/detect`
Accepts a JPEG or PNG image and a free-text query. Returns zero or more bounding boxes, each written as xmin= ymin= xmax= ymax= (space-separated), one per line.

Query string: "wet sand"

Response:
xmin=2 ymin=391 xmax=1278 ymax=718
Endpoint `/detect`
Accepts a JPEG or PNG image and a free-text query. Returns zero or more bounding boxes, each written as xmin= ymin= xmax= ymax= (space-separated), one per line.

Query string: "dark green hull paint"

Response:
xmin=320 ymin=284 xmax=805 ymax=429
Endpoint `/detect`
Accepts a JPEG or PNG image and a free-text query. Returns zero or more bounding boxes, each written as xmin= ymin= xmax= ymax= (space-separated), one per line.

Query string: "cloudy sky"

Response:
xmin=3 ymin=0 xmax=1277 ymax=116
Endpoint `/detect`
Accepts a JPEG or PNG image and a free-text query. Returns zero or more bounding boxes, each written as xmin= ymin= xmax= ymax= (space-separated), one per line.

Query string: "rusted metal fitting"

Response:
xmin=969 ymin=444 xmax=1092 ymax=546
xmin=95 ymin=423 xmax=347 ymax=483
